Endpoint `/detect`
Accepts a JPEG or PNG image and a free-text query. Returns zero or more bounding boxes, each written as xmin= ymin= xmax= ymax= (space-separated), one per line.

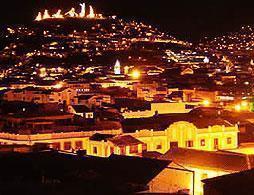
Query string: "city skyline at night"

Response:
xmin=1 ymin=1 xmax=254 ymax=195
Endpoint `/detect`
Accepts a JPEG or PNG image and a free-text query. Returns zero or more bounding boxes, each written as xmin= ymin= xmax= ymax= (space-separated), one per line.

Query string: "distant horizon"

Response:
xmin=1 ymin=0 xmax=254 ymax=42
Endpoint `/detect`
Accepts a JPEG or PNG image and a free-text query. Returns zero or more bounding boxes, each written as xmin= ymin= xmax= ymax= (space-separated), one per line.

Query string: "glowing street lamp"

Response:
xmin=235 ymin=104 xmax=241 ymax=112
xmin=54 ymin=81 xmax=64 ymax=89
xmin=202 ymin=100 xmax=210 ymax=107
xmin=131 ymin=69 xmax=141 ymax=79
xmin=241 ymin=101 xmax=248 ymax=107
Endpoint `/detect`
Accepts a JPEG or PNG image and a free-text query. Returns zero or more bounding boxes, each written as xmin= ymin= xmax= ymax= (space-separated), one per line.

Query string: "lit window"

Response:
xmin=93 ymin=147 xmax=97 ymax=154
xmin=130 ymin=145 xmax=138 ymax=153
xmin=186 ymin=140 xmax=193 ymax=147
xmin=64 ymin=142 xmax=71 ymax=150
xmin=200 ymin=139 xmax=206 ymax=146
xmin=75 ymin=141 xmax=83 ymax=149
xmin=227 ymin=137 xmax=232 ymax=144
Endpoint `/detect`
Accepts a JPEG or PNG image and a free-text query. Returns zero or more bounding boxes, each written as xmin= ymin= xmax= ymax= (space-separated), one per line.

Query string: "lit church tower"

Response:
xmin=114 ymin=60 xmax=121 ymax=75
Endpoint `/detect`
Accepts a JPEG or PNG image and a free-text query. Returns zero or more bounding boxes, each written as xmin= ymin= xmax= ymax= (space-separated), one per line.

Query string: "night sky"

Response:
xmin=1 ymin=0 xmax=254 ymax=41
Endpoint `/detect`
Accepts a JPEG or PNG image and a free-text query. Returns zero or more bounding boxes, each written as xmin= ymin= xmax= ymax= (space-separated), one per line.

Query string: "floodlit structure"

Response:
xmin=43 ymin=10 xmax=51 ymax=20
xmin=65 ymin=8 xmax=78 ymax=17
xmin=87 ymin=5 xmax=95 ymax=18
xmin=35 ymin=12 xmax=42 ymax=21
xmin=114 ymin=59 xmax=121 ymax=75
xmin=79 ymin=3 xmax=86 ymax=17
xmin=34 ymin=3 xmax=104 ymax=21
xmin=52 ymin=10 xmax=63 ymax=19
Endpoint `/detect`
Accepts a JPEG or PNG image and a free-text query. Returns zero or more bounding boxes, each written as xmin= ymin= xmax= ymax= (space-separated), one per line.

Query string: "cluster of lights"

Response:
xmin=35 ymin=3 xmax=104 ymax=21
xmin=202 ymin=99 xmax=210 ymax=107
xmin=234 ymin=101 xmax=249 ymax=112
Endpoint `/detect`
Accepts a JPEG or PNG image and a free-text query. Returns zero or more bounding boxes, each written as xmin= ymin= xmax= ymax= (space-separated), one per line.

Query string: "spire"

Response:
xmin=114 ymin=60 xmax=121 ymax=75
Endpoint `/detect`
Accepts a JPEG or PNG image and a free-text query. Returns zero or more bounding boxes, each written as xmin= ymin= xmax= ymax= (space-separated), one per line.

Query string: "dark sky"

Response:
xmin=1 ymin=0 xmax=254 ymax=41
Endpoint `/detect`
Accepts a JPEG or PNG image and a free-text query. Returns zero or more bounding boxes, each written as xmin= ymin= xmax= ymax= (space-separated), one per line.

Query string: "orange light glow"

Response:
xmin=235 ymin=104 xmax=241 ymax=112
xmin=54 ymin=81 xmax=64 ymax=89
xmin=131 ymin=70 xmax=141 ymax=79
xmin=202 ymin=100 xmax=210 ymax=107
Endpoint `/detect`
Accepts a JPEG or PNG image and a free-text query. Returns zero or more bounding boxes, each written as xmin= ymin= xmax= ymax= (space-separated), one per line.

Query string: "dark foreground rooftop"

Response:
xmin=0 ymin=150 xmax=170 ymax=195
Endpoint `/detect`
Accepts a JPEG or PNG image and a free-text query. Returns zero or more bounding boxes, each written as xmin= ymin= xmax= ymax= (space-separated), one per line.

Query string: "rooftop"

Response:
xmin=160 ymin=147 xmax=254 ymax=172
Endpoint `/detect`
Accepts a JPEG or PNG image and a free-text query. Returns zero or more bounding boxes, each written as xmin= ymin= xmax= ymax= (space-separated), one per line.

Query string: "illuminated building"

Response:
xmin=0 ymin=121 xmax=238 ymax=156
xmin=114 ymin=59 xmax=121 ymax=75
xmin=149 ymin=147 xmax=253 ymax=195
xmin=122 ymin=102 xmax=198 ymax=119
xmin=3 ymin=87 xmax=78 ymax=105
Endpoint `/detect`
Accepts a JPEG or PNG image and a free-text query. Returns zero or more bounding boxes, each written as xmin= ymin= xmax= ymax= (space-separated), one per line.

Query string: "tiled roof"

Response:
xmin=161 ymin=147 xmax=254 ymax=172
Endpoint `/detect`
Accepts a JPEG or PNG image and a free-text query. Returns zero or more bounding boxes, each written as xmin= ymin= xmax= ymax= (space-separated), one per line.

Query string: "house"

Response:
xmin=78 ymin=94 xmax=111 ymax=107
xmin=148 ymin=147 xmax=254 ymax=195
xmin=3 ymin=87 xmax=78 ymax=105
xmin=202 ymin=169 xmax=254 ymax=195
xmin=88 ymin=133 xmax=146 ymax=157
xmin=65 ymin=81 xmax=91 ymax=94
xmin=68 ymin=105 xmax=94 ymax=119
xmin=135 ymin=82 xmax=168 ymax=101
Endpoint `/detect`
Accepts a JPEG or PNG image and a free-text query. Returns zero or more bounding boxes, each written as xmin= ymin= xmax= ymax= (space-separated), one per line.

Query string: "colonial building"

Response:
xmin=0 ymin=120 xmax=238 ymax=157
xmin=131 ymin=121 xmax=238 ymax=153
xmin=88 ymin=133 xmax=146 ymax=157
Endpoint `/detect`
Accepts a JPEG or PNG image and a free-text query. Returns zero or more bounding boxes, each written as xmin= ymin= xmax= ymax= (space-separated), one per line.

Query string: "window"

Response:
xmin=170 ymin=142 xmax=178 ymax=148
xmin=185 ymin=104 xmax=195 ymax=109
xmin=75 ymin=141 xmax=83 ymax=149
xmin=156 ymin=144 xmax=162 ymax=149
xmin=227 ymin=137 xmax=232 ymax=144
xmin=142 ymin=144 xmax=147 ymax=152
xmin=186 ymin=140 xmax=193 ymax=147
xmin=200 ymin=139 xmax=206 ymax=146
xmin=120 ymin=147 xmax=125 ymax=155
xmin=214 ymin=138 xmax=219 ymax=150
xmin=64 ymin=142 xmax=71 ymax=150
xmin=52 ymin=142 xmax=60 ymax=150
xmin=110 ymin=147 xmax=114 ymax=154
xmin=130 ymin=145 xmax=138 ymax=153
xmin=93 ymin=147 xmax=97 ymax=154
